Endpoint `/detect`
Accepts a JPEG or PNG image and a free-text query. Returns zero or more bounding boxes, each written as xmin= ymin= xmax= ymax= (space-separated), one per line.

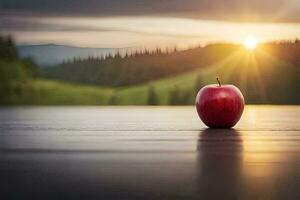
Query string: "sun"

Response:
xmin=243 ymin=36 xmax=258 ymax=50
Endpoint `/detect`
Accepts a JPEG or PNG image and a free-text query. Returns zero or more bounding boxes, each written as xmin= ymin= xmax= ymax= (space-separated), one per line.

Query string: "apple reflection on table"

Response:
xmin=196 ymin=129 xmax=243 ymax=199
xmin=196 ymin=129 xmax=300 ymax=200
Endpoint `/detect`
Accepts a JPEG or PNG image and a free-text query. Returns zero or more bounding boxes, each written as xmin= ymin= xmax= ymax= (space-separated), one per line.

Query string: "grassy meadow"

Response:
xmin=2 ymin=70 xmax=203 ymax=105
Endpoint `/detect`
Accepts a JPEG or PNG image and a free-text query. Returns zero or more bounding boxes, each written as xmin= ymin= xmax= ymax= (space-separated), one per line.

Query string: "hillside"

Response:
xmin=41 ymin=44 xmax=240 ymax=86
xmin=6 ymin=52 xmax=300 ymax=105
xmin=41 ymin=42 xmax=300 ymax=88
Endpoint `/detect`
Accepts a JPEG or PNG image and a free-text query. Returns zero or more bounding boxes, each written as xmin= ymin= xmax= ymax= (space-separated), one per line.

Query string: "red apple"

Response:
xmin=196 ymin=78 xmax=244 ymax=128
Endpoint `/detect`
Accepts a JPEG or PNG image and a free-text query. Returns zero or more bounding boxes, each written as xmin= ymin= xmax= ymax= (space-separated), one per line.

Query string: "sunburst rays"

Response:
xmin=199 ymin=44 xmax=289 ymax=103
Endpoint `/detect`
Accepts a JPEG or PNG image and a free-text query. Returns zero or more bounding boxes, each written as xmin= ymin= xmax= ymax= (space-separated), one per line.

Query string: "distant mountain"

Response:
xmin=17 ymin=44 xmax=121 ymax=66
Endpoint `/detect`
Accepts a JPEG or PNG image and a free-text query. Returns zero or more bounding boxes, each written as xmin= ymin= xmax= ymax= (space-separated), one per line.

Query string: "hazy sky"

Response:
xmin=1 ymin=0 xmax=300 ymax=48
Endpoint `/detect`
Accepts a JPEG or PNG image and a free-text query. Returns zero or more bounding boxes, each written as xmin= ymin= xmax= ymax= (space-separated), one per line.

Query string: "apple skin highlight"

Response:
xmin=196 ymin=84 xmax=244 ymax=128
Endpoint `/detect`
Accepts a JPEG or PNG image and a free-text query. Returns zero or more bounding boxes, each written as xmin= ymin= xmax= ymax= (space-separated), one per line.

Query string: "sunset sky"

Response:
xmin=1 ymin=0 xmax=300 ymax=48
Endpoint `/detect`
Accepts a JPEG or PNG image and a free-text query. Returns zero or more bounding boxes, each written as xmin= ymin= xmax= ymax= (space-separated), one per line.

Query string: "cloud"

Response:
xmin=3 ymin=16 xmax=300 ymax=48
xmin=1 ymin=0 xmax=300 ymax=23
xmin=0 ymin=16 xmax=113 ymax=32
xmin=1 ymin=1 xmax=299 ymax=47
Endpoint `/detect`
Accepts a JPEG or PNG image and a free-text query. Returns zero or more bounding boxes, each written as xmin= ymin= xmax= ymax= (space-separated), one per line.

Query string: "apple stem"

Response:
xmin=216 ymin=77 xmax=221 ymax=87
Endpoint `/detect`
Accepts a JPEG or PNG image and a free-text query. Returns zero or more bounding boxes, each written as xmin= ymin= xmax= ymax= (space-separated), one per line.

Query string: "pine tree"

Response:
xmin=147 ymin=86 xmax=158 ymax=105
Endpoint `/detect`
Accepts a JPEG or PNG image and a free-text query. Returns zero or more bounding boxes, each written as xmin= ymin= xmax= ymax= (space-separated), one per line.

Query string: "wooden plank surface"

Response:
xmin=0 ymin=106 xmax=299 ymax=199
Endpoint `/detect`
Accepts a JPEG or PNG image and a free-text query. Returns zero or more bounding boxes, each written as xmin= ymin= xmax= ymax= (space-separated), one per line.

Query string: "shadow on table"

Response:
xmin=196 ymin=128 xmax=243 ymax=200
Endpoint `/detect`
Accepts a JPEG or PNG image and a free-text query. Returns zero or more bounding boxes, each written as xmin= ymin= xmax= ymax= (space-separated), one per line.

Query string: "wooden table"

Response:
xmin=0 ymin=106 xmax=299 ymax=199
